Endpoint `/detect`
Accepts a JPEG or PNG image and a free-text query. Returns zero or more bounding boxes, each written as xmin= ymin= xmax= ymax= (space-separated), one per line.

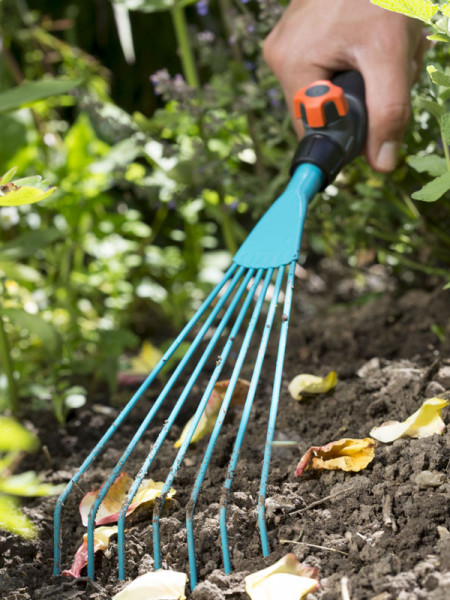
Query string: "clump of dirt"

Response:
xmin=0 ymin=273 xmax=449 ymax=600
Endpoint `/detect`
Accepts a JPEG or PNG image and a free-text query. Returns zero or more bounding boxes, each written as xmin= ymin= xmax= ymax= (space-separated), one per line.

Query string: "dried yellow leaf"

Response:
xmin=370 ymin=397 xmax=449 ymax=443
xmin=295 ymin=438 xmax=376 ymax=477
xmin=80 ymin=472 xmax=175 ymax=526
xmin=288 ymin=371 xmax=337 ymax=401
xmin=63 ymin=525 xmax=118 ymax=578
xmin=245 ymin=554 xmax=319 ymax=600
xmin=174 ymin=378 xmax=250 ymax=448
xmin=112 ymin=570 xmax=187 ymax=600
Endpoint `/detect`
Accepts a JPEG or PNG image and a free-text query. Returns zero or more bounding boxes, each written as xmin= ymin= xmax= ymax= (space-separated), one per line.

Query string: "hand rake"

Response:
xmin=54 ymin=71 xmax=367 ymax=589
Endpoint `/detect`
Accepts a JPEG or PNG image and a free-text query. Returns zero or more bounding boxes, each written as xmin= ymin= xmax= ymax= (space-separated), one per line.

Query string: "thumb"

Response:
xmin=360 ymin=55 xmax=412 ymax=173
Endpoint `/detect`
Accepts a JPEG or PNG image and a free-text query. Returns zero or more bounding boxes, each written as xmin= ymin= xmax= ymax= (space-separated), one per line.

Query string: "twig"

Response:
xmin=341 ymin=576 xmax=351 ymax=600
xmin=382 ymin=494 xmax=397 ymax=532
xmin=288 ymin=486 xmax=354 ymax=515
xmin=280 ymin=539 xmax=348 ymax=556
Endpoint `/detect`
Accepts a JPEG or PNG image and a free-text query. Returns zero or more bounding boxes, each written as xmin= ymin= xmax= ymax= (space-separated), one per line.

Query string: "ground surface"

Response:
xmin=1 ymin=262 xmax=450 ymax=600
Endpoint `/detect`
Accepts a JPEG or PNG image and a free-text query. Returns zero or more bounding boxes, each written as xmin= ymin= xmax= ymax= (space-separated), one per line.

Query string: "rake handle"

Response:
xmin=290 ymin=70 xmax=367 ymax=189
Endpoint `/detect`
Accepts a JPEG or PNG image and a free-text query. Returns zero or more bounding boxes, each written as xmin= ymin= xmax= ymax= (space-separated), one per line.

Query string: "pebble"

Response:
xmin=436 ymin=366 xmax=450 ymax=389
xmin=425 ymin=381 xmax=446 ymax=397
xmin=413 ymin=470 xmax=447 ymax=489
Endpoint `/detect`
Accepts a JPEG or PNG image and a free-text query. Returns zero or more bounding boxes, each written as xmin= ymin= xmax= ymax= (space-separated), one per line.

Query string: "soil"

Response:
xmin=1 ymin=262 xmax=450 ymax=600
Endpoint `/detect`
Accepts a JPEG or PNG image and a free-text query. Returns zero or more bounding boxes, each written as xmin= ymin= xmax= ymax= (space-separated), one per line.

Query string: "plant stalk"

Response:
xmin=170 ymin=3 xmax=199 ymax=88
xmin=0 ymin=311 xmax=18 ymax=414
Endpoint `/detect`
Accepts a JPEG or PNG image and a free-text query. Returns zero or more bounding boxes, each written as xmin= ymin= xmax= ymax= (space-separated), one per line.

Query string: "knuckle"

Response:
xmin=376 ymin=101 xmax=411 ymax=133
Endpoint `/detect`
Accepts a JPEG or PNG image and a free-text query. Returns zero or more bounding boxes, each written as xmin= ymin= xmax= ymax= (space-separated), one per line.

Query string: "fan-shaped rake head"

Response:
xmin=53 ymin=256 xmax=303 ymax=589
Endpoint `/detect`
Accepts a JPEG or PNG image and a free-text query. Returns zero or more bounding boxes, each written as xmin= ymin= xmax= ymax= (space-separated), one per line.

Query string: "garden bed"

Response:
xmin=1 ymin=264 xmax=450 ymax=600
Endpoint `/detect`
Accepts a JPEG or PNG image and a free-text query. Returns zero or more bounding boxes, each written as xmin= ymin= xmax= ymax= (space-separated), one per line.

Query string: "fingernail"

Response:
xmin=376 ymin=141 xmax=400 ymax=172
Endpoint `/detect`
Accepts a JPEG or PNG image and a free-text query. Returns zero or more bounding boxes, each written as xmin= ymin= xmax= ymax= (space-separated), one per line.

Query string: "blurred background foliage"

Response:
xmin=0 ymin=0 xmax=449 ymax=422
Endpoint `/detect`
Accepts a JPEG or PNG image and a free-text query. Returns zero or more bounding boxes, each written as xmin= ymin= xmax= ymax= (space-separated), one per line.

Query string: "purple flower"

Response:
xmin=196 ymin=0 xmax=209 ymax=16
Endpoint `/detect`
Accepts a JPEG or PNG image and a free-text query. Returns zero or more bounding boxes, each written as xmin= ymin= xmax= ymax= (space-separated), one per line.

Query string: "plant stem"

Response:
xmin=170 ymin=3 xmax=199 ymax=88
xmin=441 ymin=127 xmax=450 ymax=171
xmin=220 ymin=207 xmax=238 ymax=255
xmin=0 ymin=311 xmax=18 ymax=415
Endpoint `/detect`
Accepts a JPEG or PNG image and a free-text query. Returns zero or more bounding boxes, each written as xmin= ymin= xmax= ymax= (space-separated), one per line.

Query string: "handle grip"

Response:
xmin=290 ymin=70 xmax=367 ymax=189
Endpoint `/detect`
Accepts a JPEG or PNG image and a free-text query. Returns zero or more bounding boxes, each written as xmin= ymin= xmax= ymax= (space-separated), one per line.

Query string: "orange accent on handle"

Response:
xmin=294 ymin=80 xmax=349 ymax=128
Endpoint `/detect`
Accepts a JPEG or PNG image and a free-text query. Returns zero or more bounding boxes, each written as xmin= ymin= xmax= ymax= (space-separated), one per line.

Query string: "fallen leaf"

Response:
xmin=62 ymin=526 xmax=118 ymax=578
xmin=112 ymin=570 xmax=187 ymax=600
xmin=245 ymin=553 xmax=319 ymax=600
xmin=174 ymin=378 xmax=250 ymax=448
xmin=80 ymin=473 xmax=175 ymax=526
xmin=370 ymin=397 xmax=449 ymax=443
xmin=118 ymin=341 xmax=163 ymax=386
xmin=288 ymin=372 xmax=337 ymax=401
xmin=295 ymin=438 xmax=376 ymax=477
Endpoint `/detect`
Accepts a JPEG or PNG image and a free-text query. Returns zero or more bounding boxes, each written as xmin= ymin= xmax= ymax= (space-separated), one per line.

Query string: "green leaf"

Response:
xmin=0 ymin=185 xmax=57 ymax=207
xmin=416 ymin=98 xmax=446 ymax=121
xmin=2 ymin=307 xmax=61 ymax=353
xmin=441 ymin=113 xmax=450 ymax=145
xmin=412 ymin=171 xmax=450 ymax=201
xmin=0 ymin=229 xmax=62 ymax=261
xmin=0 ymin=416 xmax=39 ymax=452
xmin=371 ymin=0 xmax=439 ymax=22
xmin=0 ymin=78 xmax=83 ymax=114
xmin=0 ymin=167 xmax=18 ymax=184
xmin=0 ymin=494 xmax=37 ymax=539
xmin=408 ymin=154 xmax=448 ymax=176
xmin=427 ymin=65 xmax=450 ymax=87
xmin=0 ymin=260 xmax=42 ymax=283
xmin=444 ymin=281 xmax=450 ymax=290
xmin=0 ymin=472 xmax=64 ymax=497
xmin=440 ymin=2 xmax=450 ymax=16
xmin=427 ymin=32 xmax=450 ymax=42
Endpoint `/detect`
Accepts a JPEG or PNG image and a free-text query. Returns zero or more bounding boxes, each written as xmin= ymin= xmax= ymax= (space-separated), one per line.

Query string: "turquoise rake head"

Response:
xmin=53 ymin=72 xmax=366 ymax=590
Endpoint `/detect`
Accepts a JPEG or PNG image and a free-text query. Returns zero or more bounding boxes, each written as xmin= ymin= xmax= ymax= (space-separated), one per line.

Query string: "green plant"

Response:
xmin=0 ymin=416 xmax=63 ymax=537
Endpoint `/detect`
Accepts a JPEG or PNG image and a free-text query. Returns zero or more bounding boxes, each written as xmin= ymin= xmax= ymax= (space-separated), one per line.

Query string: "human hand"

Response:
xmin=264 ymin=0 xmax=427 ymax=173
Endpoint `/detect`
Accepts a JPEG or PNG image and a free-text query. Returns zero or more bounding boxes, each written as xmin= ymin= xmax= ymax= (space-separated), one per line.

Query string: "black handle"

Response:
xmin=290 ymin=70 xmax=367 ymax=189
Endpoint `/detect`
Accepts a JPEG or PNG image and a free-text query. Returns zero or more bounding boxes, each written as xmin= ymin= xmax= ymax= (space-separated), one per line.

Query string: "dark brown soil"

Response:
xmin=1 ymin=264 xmax=450 ymax=600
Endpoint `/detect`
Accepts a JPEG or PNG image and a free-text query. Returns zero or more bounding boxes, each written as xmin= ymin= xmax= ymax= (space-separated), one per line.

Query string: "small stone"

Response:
xmin=436 ymin=366 xmax=450 ymax=388
xmin=371 ymin=593 xmax=391 ymax=600
xmin=425 ymin=381 xmax=446 ymax=397
xmin=357 ymin=358 xmax=381 ymax=378
xmin=437 ymin=526 xmax=450 ymax=540
xmin=413 ymin=470 xmax=447 ymax=489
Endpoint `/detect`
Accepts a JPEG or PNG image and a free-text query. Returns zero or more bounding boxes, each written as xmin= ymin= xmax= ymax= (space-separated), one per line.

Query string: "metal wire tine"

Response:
xmin=53 ymin=263 xmax=239 ymax=576
xmin=115 ymin=266 xmax=258 ymax=579
xmin=217 ymin=266 xmax=285 ymax=581
xmin=151 ymin=267 xmax=266 ymax=572
xmin=186 ymin=267 xmax=275 ymax=589
xmin=258 ymin=260 xmax=297 ymax=556
xmin=83 ymin=265 xmax=247 ymax=579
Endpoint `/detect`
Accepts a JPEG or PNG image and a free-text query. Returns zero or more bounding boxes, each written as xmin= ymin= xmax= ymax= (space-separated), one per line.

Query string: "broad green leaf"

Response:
xmin=0 ymin=494 xmax=37 ymax=539
xmin=0 ymin=416 xmax=39 ymax=452
xmin=371 ymin=0 xmax=439 ymax=22
xmin=0 ymin=185 xmax=57 ymax=207
xmin=0 ymin=471 xmax=64 ymax=497
xmin=0 ymin=260 xmax=42 ymax=283
xmin=412 ymin=171 xmax=450 ymax=201
xmin=427 ymin=32 xmax=450 ymax=42
xmin=2 ymin=307 xmax=61 ymax=353
xmin=427 ymin=65 xmax=450 ymax=87
xmin=408 ymin=154 xmax=448 ymax=177
xmin=417 ymin=98 xmax=446 ymax=121
xmin=441 ymin=113 xmax=450 ymax=144
xmin=440 ymin=2 xmax=450 ymax=16
xmin=0 ymin=167 xmax=18 ymax=184
xmin=0 ymin=229 xmax=61 ymax=261
xmin=0 ymin=78 xmax=82 ymax=114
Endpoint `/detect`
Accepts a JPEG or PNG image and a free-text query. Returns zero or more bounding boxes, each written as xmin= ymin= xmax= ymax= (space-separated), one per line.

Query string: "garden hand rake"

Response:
xmin=54 ymin=71 xmax=367 ymax=589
